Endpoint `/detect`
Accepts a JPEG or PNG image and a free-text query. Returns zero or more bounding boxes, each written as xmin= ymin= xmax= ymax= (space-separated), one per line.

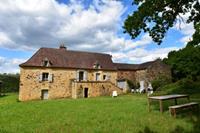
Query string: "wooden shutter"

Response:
xmin=48 ymin=74 xmax=53 ymax=83
xmin=84 ymin=71 xmax=87 ymax=81
xmin=76 ymin=71 xmax=79 ymax=81
xmin=38 ymin=74 xmax=42 ymax=82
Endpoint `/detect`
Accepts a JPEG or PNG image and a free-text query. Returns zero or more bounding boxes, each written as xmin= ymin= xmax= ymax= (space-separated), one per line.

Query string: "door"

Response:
xmin=84 ymin=88 xmax=88 ymax=98
xmin=41 ymin=90 xmax=49 ymax=100
xmin=117 ymin=81 xmax=126 ymax=89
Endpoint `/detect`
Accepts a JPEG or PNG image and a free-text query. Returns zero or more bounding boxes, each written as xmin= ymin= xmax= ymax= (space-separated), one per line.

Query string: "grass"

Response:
xmin=0 ymin=93 xmax=199 ymax=133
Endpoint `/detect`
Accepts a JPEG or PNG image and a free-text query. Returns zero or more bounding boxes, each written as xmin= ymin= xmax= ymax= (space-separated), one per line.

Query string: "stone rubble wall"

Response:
xmin=19 ymin=67 xmax=117 ymax=101
xmin=72 ymin=81 xmax=123 ymax=98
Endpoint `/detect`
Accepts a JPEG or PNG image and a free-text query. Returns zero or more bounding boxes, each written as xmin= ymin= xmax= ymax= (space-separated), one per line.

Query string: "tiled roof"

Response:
xmin=20 ymin=47 xmax=117 ymax=70
xmin=20 ymin=47 xmax=160 ymax=71
xmin=114 ymin=60 xmax=158 ymax=70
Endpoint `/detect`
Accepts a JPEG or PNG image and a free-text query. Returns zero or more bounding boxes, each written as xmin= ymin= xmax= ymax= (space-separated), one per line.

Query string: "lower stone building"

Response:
xmin=115 ymin=59 xmax=171 ymax=91
xmin=19 ymin=46 xmax=171 ymax=101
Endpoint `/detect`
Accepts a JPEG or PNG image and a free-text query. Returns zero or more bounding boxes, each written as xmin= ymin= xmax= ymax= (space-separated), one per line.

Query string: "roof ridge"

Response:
xmin=40 ymin=47 xmax=111 ymax=56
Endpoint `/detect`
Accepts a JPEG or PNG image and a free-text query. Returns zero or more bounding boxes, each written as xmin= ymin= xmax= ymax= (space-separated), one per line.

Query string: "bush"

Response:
xmin=159 ymin=78 xmax=200 ymax=94
xmin=151 ymin=75 xmax=172 ymax=91
xmin=127 ymin=80 xmax=139 ymax=89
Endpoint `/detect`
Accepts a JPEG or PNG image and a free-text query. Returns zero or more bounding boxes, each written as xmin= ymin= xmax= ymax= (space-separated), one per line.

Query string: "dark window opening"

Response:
xmin=44 ymin=61 xmax=49 ymax=66
xmin=79 ymin=71 xmax=84 ymax=81
xmin=42 ymin=73 xmax=49 ymax=81
xmin=103 ymin=75 xmax=107 ymax=80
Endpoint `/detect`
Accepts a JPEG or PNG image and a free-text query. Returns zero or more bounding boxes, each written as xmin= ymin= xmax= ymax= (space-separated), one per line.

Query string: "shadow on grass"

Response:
xmin=170 ymin=114 xmax=200 ymax=133
xmin=0 ymin=94 xmax=7 ymax=98
xmin=138 ymin=126 xmax=157 ymax=133
xmin=138 ymin=114 xmax=200 ymax=133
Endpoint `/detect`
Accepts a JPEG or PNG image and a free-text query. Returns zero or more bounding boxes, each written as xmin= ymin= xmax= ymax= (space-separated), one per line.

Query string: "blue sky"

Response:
xmin=0 ymin=0 xmax=194 ymax=73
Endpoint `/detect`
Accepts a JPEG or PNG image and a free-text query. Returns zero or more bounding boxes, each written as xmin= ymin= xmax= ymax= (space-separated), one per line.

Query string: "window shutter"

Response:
xmin=107 ymin=75 xmax=111 ymax=80
xmin=76 ymin=71 xmax=79 ymax=81
xmin=48 ymin=74 xmax=53 ymax=83
xmin=38 ymin=74 xmax=42 ymax=82
xmin=84 ymin=71 xmax=88 ymax=81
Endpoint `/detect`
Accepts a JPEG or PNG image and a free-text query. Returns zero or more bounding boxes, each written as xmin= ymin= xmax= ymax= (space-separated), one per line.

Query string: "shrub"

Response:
xmin=127 ymin=80 xmax=139 ymax=90
xmin=159 ymin=78 xmax=200 ymax=94
xmin=151 ymin=74 xmax=172 ymax=91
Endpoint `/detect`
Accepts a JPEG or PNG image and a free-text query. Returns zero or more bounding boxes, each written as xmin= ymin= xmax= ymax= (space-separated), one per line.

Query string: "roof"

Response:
xmin=20 ymin=47 xmax=117 ymax=70
xmin=114 ymin=60 xmax=158 ymax=70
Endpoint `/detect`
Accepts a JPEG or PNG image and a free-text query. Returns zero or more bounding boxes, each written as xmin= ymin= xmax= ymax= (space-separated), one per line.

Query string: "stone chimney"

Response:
xmin=59 ymin=44 xmax=67 ymax=50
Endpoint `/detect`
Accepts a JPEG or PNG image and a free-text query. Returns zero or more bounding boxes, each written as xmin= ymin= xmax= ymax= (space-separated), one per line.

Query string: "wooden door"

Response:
xmin=41 ymin=90 xmax=49 ymax=100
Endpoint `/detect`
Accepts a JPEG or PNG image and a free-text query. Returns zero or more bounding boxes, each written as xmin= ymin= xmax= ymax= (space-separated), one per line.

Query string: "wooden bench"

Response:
xmin=169 ymin=102 xmax=199 ymax=117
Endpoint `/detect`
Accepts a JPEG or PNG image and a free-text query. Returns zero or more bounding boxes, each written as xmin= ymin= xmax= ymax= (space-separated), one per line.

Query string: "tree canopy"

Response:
xmin=0 ymin=73 xmax=19 ymax=93
xmin=123 ymin=0 xmax=200 ymax=45
xmin=163 ymin=42 xmax=200 ymax=81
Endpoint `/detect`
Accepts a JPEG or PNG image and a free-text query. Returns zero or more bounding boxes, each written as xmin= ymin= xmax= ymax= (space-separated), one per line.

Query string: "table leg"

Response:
xmin=174 ymin=98 xmax=177 ymax=105
xmin=159 ymin=100 xmax=163 ymax=113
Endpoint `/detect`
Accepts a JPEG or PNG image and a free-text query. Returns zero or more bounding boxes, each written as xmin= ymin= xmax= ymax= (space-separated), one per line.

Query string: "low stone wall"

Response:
xmin=72 ymin=81 xmax=123 ymax=98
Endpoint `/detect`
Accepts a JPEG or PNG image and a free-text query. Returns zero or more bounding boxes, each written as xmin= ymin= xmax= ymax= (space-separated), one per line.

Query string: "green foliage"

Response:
xmin=124 ymin=0 xmax=200 ymax=45
xmin=0 ymin=73 xmax=19 ymax=92
xmin=163 ymin=43 xmax=200 ymax=81
xmin=0 ymin=93 xmax=198 ymax=132
xmin=151 ymin=74 xmax=172 ymax=91
xmin=160 ymin=78 xmax=200 ymax=94
xmin=127 ymin=80 xmax=139 ymax=89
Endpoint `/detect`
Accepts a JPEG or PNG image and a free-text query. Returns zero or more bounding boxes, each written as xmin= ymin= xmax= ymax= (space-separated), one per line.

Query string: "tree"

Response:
xmin=123 ymin=0 xmax=200 ymax=45
xmin=163 ymin=42 xmax=200 ymax=81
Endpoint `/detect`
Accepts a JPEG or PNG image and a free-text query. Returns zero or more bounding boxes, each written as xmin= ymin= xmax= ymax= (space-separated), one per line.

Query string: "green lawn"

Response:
xmin=0 ymin=93 xmax=199 ymax=133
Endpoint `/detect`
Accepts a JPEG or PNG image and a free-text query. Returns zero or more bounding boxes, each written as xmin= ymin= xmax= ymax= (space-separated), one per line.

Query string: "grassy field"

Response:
xmin=0 ymin=93 xmax=199 ymax=133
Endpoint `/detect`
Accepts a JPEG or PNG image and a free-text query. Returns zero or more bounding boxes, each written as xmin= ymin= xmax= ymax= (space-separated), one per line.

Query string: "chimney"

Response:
xmin=59 ymin=44 xmax=67 ymax=50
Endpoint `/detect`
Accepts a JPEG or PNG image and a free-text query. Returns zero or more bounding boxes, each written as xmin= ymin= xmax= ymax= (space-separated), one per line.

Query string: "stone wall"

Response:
xmin=19 ymin=67 xmax=118 ymax=101
xmin=117 ymin=71 xmax=136 ymax=83
xmin=146 ymin=61 xmax=171 ymax=81
xmin=72 ymin=81 xmax=123 ymax=98
xmin=116 ymin=61 xmax=171 ymax=89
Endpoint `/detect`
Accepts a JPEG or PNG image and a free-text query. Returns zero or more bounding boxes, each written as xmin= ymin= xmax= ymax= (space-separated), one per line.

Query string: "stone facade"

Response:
xmin=72 ymin=81 xmax=123 ymax=98
xmin=116 ymin=60 xmax=171 ymax=88
xmin=19 ymin=67 xmax=120 ymax=101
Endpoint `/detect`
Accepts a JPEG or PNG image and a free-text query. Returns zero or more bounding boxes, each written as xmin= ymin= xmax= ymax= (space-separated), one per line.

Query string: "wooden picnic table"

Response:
xmin=148 ymin=94 xmax=190 ymax=113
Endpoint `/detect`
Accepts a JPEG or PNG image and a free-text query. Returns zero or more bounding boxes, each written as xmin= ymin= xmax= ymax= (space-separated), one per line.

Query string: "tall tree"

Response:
xmin=163 ymin=42 xmax=200 ymax=81
xmin=123 ymin=0 xmax=200 ymax=45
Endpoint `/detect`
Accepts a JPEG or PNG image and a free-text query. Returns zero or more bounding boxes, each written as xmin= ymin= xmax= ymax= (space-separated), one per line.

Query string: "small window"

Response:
xmin=42 ymin=73 xmax=49 ymax=81
xmin=96 ymin=73 xmax=100 ymax=81
xmin=79 ymin=71 xmax=84 ymax=81
xmin=103 ymin=75 xmax=107 ymax=80
xmin=44 ymin=61 xmax=49 ymax=67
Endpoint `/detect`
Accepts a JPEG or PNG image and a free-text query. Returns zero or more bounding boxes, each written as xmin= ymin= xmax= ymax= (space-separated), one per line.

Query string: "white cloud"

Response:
xmin=174 ymin=13 xmax=195 ymax=44
xmin=0 ymin=0 xmax=127 ymax=52
xmin=0 ymin=56 xmax=25 ymax=73
xmin=112 ymin=47 xmax=180 ymax=64
xmin=0 ymin=0 xmax=182 ymax=73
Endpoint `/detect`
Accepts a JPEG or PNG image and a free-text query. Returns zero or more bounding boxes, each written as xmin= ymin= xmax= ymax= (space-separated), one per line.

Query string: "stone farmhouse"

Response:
xmin=19 ymin=46 xmax=171 ymax=101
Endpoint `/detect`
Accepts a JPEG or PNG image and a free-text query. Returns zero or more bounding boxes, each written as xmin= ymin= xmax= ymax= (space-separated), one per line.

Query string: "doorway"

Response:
xmin=84 ymin=88 xmax=88 ymax=98
xmin=41 ymin=90 xmax=49 ymax=100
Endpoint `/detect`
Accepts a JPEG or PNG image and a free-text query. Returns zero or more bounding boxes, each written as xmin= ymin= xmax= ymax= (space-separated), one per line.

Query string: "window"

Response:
xmin=96 ymin=73 xmax=100 ymax=81
xmin=42 ymin=73 xmax=49 ymax=81
xmin=79 ymin=71 xmax=84 ymax=81
xmin=103 ymin=75 xmax=107 ymax=80
xmin=43 ymin=60 xmax=49 ymax=67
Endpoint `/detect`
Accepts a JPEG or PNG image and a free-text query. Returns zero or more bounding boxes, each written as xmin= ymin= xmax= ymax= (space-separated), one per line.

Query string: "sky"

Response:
xmin=0 ymin=0 xmax=195 ymax=73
